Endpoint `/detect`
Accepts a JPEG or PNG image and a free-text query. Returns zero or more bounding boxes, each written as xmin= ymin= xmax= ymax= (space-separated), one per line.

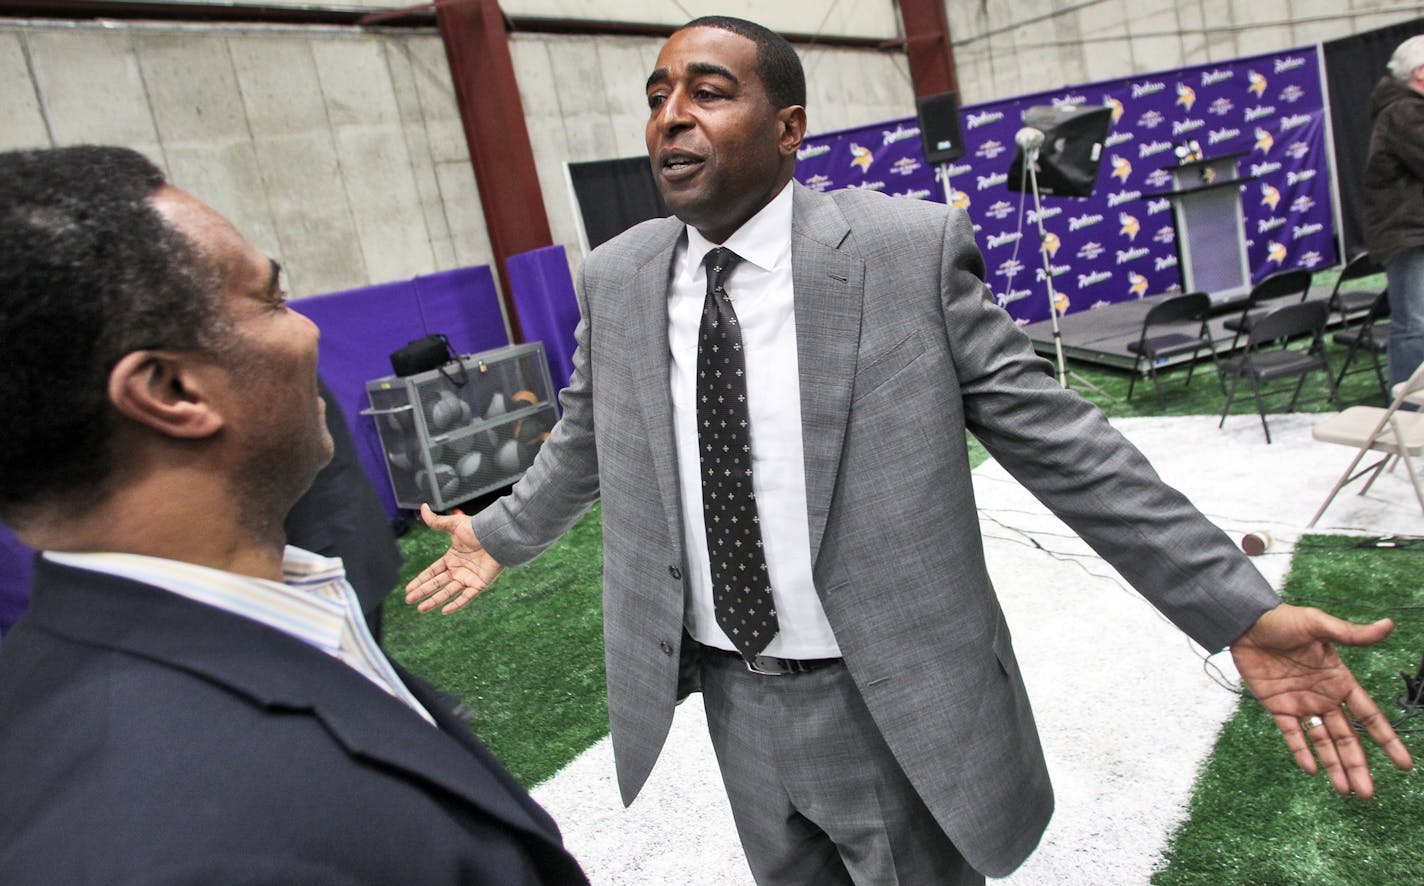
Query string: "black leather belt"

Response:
xmin=701 ymin=644 xmax=842 ymax=676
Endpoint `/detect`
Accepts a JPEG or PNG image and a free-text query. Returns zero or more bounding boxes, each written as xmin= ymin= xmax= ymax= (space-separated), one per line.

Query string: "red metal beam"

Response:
xmin=437 ymin=0 xmax=550 ymax=342
xmin=897 ymin=0 xmax=960 ymax=100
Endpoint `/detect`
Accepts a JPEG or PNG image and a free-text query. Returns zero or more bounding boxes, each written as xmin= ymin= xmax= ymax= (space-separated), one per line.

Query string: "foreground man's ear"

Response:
xmin=108 ymin=349 xmax=225 ymax=440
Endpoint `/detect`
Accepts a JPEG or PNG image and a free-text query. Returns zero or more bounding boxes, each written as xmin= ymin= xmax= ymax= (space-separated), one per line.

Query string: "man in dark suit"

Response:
xmin=405 ymin=16 xmax=1413 ymax=883
xmin=285 ymin=378 xmax=404 ymax=642
xmin=0 ymin=145 xmax=587 ymax=884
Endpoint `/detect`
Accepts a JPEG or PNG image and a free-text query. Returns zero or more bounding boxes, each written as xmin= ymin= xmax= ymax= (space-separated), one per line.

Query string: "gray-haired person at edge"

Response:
xmin=1363 ymin=33 xmax=1424 ymax=395
xmin=0 ymin=145 xmax=589 ymax=885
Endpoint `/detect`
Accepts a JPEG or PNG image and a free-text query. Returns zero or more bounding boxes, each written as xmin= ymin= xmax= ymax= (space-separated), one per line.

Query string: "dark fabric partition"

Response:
xmin=507 ymin=244 xmax=580 ymax=391
xmin=0 ymin=529 xmax=31 ymax=643
xmin=568 ymin=156 xmax=669 ymax=249
xmin=1324 ymin=17 xmax=1424 ymax=261
xmin=411 ymin=266 xmax=509 ymax=351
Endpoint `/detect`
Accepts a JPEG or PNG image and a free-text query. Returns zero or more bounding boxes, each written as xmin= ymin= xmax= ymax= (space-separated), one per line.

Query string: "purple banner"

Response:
xmin=795 ymin=47 xmax=1335 ymax=325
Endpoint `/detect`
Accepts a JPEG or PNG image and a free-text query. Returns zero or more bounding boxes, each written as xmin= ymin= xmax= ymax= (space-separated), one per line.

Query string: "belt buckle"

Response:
xmin=745 ymin=654 xmax=788 ymax=676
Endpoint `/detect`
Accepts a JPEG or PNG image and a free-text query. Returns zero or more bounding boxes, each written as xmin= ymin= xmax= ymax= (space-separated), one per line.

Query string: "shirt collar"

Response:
xmin=43 ymin=547 xmax=350 ymax=653
xmin=683 ymin=180 xmax=794 ymax=277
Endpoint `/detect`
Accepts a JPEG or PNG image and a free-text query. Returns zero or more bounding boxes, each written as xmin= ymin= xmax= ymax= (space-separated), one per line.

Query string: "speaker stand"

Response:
xmin=1024 ymin=154 xmax=1117 ymax=401
xmin=937 ymin=162 xmax=955 ymax=206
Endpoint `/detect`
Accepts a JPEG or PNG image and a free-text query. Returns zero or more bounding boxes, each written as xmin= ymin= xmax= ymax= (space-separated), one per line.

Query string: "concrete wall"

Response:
xmin=0 ymin=21 xmax=490 ymax=301
xmin=3 ymin=2 xmax=1420 ymax=301
xmin=949 ymin=0 xmax=1424 ymax=105
xmin=76 ymin=0 xmax=901 ymax=39
xmin=0 ymin=16 xmax=912 ymax=300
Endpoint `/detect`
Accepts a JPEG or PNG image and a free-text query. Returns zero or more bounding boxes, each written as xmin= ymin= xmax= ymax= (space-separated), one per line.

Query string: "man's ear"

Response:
xmin=777 ymin=105 xmax=807 ymax=158
xmin=107 ymin=350 xmax=224 ymax=439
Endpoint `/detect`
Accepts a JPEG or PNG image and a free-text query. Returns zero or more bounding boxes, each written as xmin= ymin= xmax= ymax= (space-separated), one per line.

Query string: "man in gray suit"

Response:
xmin=407 ymin=16 xmax=1413 ymax=883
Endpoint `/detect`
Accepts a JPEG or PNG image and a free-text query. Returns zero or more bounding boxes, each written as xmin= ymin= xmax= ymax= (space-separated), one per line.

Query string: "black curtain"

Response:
xmin=1323 ymin=17 xmax=1424 ymax=261
xmin=568 ymin=156 xmax=669 ymax=250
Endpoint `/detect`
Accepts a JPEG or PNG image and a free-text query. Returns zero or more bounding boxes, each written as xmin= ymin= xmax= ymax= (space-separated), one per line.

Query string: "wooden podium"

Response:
xmin=1161 ymin=151 xmax=1252 ymax=306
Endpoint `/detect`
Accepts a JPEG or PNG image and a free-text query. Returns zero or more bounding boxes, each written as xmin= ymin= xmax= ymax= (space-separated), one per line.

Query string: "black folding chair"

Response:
xmin=1125 ymin=292 xmax=1218 ymax=407
xmin=1217 ymin=300 xmax=1340 ymax=443
xmin=1325 ymin=252 xmax=1385 ymax=328
xmin=1331 ymin=288 xmax=1390 ymax=404
xmin=1222 ymin=268 xmax=1313 ymax=350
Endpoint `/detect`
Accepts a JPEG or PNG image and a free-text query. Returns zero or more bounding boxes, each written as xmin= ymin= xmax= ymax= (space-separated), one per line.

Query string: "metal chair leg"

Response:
xmin=1149 ymin=363 xmax=1165 ymax=409
xmin=1250 ymin=376 xmax=1273 ymax=444
xmin=1219 ymin=372 xmax=1243 ymax=428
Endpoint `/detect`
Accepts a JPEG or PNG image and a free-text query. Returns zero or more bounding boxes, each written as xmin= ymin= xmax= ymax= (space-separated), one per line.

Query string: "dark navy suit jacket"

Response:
xmin=0 ymin=558 xmax=587 ymax=885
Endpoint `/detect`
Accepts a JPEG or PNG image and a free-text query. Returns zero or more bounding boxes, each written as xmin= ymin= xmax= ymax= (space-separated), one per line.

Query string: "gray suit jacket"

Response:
xmin=473 ymin=183 xmax=1279 ymax=876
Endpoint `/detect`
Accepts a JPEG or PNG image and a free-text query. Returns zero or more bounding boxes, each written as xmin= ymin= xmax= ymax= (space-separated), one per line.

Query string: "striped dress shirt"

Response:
xmin=43 ymin=547 xmax=436 ymax=725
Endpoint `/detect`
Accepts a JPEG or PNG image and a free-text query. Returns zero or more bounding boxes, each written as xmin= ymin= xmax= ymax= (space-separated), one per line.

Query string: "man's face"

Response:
xmin=149 ymin=187 xmax=333 ymax=504
xmin=645 ymin=26 xmax=804 ymax=243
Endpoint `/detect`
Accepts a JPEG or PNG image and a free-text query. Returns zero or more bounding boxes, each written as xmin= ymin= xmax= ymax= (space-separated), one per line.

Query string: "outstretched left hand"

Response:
xmin=404 ymin=504 xmax=506 ymax=615
xmin=1230 ymin=602 xmax=1414 ymax=799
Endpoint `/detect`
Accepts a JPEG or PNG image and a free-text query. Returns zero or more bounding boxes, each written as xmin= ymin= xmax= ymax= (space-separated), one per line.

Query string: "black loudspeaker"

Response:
xmin=1006 ymin=104 xmax=1114 ymax=198
xmin=568 ymin=156 xmax=669 ymax=250
xmin=916 ymin=91 xmax=966 ymax=164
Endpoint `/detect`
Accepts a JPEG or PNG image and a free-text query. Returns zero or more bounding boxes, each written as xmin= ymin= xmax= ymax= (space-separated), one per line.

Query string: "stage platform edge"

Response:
xmin=1020 ymin=287 xmax=1368 ymax=373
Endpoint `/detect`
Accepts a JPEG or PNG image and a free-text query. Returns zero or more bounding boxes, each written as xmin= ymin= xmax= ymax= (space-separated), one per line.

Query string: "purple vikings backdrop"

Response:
xmin=794 ymin=47 xmax=1336 ymax=325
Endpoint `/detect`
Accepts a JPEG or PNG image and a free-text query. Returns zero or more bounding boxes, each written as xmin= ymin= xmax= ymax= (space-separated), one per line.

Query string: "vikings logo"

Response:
xmin=1128 ymin=271 xmax=1149 ymax=298
xmin=1105 ymin=96 xmax=1124 ymax=123
xmin=1110 ymin=155 xmax=1132 ymax=182
xmin=951 ymin=189 xmax=971 ymax=210
xmin=1254 ymin=127 xmax=1274 ymax=154
xmin=850 ymin=143 xmax=874 ymax=172
xmin=1119 ymin=212 xmax=1141 ymax=241
xmin=1175 ymin=83 xmax=1196 ymax=112
xmin=1042 ymin=231 xmax=1061 ymax=257
xmin=1052 ymin=290 xmax=1070 ymax=314
xmin=1260 ymin=183 xmax=1281 ymax=210
xmin=987 ymin=200 xmax=1014 ymax=219
xmin=1247 ymin=70 xmax=1268 ymax=99
xmin=1267 ymin=241 xmax=1287 ymax=264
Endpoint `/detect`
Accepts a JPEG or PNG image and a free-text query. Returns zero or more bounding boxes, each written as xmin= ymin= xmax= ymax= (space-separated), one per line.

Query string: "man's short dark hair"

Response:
xmin=0 ymin=145 xmax=224 ymax=523
xmin=682 ymin=16 xmax=806 ymax=109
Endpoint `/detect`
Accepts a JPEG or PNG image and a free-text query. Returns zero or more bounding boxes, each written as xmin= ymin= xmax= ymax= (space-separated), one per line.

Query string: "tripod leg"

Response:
xmin=1024 ymin=162 xmax=1116 ymax=402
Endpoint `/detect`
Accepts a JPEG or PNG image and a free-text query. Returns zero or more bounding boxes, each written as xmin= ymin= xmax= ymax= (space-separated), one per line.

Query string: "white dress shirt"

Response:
xmin=669 ymin=183 xmax=840 ymax=659
xmin=44 ymin=547 xmax=437 ymax=725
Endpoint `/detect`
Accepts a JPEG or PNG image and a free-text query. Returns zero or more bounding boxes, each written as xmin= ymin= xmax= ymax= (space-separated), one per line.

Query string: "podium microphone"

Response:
xmin=1015 ymin=126 xmax=1045 ymax=157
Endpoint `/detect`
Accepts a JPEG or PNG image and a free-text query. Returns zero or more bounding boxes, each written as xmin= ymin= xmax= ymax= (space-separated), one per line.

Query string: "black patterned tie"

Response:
xmin=698 ymin=247 xmax=778 ymax=660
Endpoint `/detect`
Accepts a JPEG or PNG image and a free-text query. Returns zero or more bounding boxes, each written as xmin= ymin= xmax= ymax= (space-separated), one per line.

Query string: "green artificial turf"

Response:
xmin=382 ymin=503 xmax=607 ymax=787
xmin=1152 ymin=535 xmax=1424 ymax=884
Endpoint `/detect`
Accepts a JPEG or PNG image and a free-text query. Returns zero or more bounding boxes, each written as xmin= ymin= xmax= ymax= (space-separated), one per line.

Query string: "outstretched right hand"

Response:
xmin=403 ymin=504 xmax=505 ymax=614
